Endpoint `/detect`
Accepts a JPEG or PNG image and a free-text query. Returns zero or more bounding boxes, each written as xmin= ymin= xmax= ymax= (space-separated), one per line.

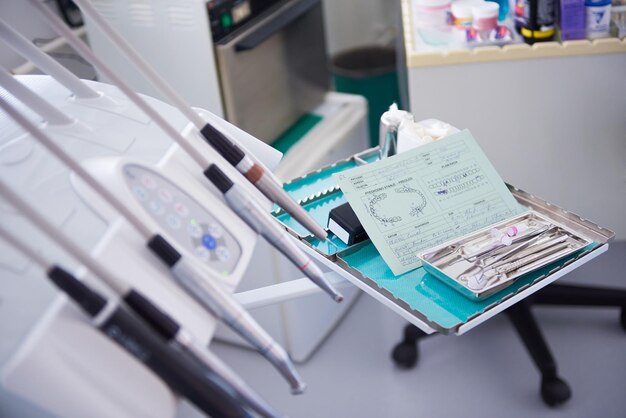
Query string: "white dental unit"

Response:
xmin=1 ymin=0 xmax=366 ymax=413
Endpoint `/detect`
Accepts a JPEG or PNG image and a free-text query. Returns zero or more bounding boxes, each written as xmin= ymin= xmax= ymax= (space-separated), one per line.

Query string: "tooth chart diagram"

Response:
xmin=335 ymin=130 xmax=525 ymax=275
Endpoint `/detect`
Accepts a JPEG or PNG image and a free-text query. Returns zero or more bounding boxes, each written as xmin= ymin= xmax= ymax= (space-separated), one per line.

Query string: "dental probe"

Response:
xmin=0 ymin=224 xmax=251 ymax=418
xmin=0 ymin=184 xmax=282 ymax=418
xmin=0 ymin=18 xmax=99 ymax=99
xmin=70 ymin=0 xmax=328 ymax=242
xmin=0 ymin=95 xmax=305 ymax=394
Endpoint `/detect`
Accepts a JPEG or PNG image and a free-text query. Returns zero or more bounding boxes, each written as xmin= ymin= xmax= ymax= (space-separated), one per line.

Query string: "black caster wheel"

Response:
xmin=540 ymin=376 xmax=571 ymax=407
xmin=620 ymin=306 xmax=626 ymax=331
xmin=391 ymin=341 xmax=418 ymax=369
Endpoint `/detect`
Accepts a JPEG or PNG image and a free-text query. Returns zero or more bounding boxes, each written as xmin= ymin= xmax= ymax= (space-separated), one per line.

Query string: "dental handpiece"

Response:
xmin=67 ymin=0 xmax=328 ymax=242
xmin=48 ymin=273 xmax=252 ymax=418
xmin=0 ymin=185 xmax=282 ymax=418
xmin=205 ymin=164 xmax=344 ymax=303
xmin=128 ymin=288 xmax=285 ymax=417
xmin=0 ymin=94 xmax=304 ymax=393
xmin=149 ymin=236 xmax=306 ymax=394
xmin=202 ymin=124 xmax=329 ymax=242
xmin=0 ymin=223 xmax=250 ymax=418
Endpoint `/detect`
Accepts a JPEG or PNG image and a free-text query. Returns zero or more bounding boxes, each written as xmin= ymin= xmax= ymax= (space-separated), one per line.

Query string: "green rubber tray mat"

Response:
xmin=337 ymin=240 xmax=597 ymax=332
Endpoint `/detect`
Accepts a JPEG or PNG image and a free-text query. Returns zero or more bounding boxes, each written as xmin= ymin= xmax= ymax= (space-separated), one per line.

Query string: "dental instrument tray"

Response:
xmin=417 ymin=212 xmax=592 ymax=300
xmin=273 ymin=147 xmax=614 ymax=335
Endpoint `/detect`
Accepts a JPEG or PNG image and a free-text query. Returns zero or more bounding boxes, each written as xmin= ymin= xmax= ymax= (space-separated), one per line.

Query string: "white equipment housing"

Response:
xmin=0 ymin=75 xmax=357 ymax=418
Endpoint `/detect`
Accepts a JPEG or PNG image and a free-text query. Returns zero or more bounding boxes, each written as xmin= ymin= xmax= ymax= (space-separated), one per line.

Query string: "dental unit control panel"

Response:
xmin=123 ymin=164 xmax=242 ymax=275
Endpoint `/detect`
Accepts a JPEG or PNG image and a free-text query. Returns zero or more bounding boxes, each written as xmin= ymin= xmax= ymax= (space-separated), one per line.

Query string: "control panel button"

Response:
xmin=194 ymin=246 xmax=210 ymax=262
xmin=132 ymin=185 xmax=149 ymax=202
xmin=174 ymin=202 xmax=189 ymax=218
xmin=216 ymin=245 xmax=230 ymax=262
xmin=165 ymin=214 xmax=181 ymax=230
xmin=207 ymin=222 xmax=224 ymax=238
xmin=187 ymin=221 xmax=203 ymax=239
xmin=158 ymin=188 xmax=173 ymax=203
xmin=148 ymin=200 xmax=165 ymax=216
xmin=141 ymin=174 xmax=157 ymax=190
xmin=202 ymin=234 xmax=217 ymax=250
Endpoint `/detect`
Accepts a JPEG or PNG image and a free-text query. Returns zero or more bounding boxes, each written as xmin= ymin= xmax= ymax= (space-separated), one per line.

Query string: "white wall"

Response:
xmin=408 ymin=52 xmax=626 ymax=239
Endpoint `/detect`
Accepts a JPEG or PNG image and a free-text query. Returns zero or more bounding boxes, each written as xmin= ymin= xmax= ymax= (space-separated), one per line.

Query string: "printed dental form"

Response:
xmin=334 ymin=130 xmax=526 ymax=275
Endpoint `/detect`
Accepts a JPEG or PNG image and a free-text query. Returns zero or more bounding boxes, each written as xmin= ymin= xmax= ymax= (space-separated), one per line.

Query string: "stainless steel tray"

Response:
xmin=275 ymin=148 xmax=615 ymax=334
xmin=418 ymin=211 xmax=593 ymax=300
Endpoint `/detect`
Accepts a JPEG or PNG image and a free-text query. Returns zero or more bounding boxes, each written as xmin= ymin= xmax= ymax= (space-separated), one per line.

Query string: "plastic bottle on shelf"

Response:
xmin=559 ymin=0 xmax=586 ymax=40
xmin=451 ymin=0 xmax=476 ymax=44
xmin=585 ymin=0 xmax=612 ymax=38
xmin=415 ymin=0 xmax=453 ymax=45
xmin=519 ymin=0 xmax=556 ymax=43
xmin=515 ymin=0 xmax=526 ymax=32
xmin=473 ymin=1 xmax=501 ymax=37
xmin=452 ymin=0 xmax=476 ymax=28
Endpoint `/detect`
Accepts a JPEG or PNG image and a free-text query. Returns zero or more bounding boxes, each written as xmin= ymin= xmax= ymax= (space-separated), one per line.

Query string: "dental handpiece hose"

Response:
xmin=0 ymin=18 xmax=99 ymax=99
xmin=0 ymin=185 xmax=282 ymax=418
xmin=205 ymin=164 xmax=344 ymax=302
xmin=147 ymin=235 xmax=305 ymax=394
xmin=0 ymin=94 xmax=304 ymax=393
xmin=0 ymin=66 xmax=73 ymax=125
xmin=70 ymin=0 xmax=327 ymax=242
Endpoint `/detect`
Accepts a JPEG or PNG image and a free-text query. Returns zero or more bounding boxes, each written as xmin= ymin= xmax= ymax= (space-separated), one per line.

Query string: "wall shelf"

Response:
xmin=401 ymin=0 xmax=626 ymax=68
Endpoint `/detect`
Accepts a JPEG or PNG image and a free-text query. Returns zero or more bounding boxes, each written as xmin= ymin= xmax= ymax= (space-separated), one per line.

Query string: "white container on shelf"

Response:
xmin=585 ymin=0 xmax=612 ymax=39
xmin=414 ymin=0 xmax=453 ymax=45
xmin=450 ymin=0 xmax=479 ymax=45
xmin=472 ymin=1 xmax=500 ymax=35
xmin=452 ymin=0 xmax=476 ymax=29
